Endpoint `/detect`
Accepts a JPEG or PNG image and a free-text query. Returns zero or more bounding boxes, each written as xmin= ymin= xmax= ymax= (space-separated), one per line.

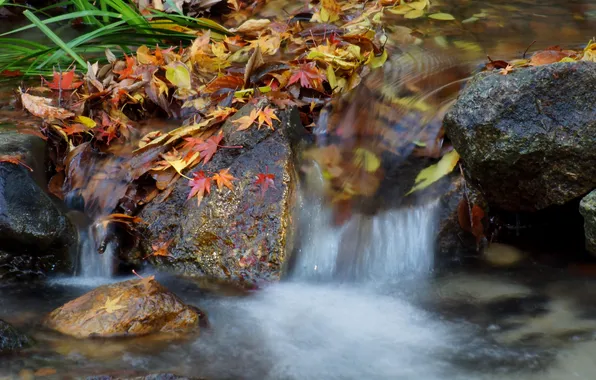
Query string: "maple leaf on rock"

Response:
xmin=43 ymin=69 xmax=83 ymax=91
xmin=257 ymin=106 xmax=280 ymax=130
xmin=255 ymin=171 xmax=275 ymax=196
xmin=288 ymin=62 xmax=326 ymax=89
xmin=213 ymin=168 xmax=236 ymax=191
xmin=233 ymin=108 xmax=259 ymax=131
xmin=188 ymin=170 xmax=212 ymax=206
xmin=196 ymin=132 xmax=224 ymax=165
xmin=0 ymin=154 xmax=33 ymax=171
xmin=181 ymin=136 xmax=205 ymax=151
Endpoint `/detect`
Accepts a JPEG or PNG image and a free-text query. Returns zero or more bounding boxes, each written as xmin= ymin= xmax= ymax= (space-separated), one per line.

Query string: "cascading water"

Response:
xmin=74 ymin=223 xmax=115 ymax=278
xmin=291 ymin=169 xmax=439 ymax=282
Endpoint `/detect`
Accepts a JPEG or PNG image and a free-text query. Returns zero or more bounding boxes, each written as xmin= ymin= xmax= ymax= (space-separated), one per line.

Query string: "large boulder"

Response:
xmin=0 ymin=130 xmax=76 ymax=280
xmin=580 ymin=190 xmax=596 ymax=255
xmin=43 ymin=277 xmax=202 ymax=338
xmin=130 ymin=104 xmax=304 ymax=284
xmin=444 ymin=61 xmax=596 ymax=212
xmin=0 ymin=319 xmax=32 ymax=354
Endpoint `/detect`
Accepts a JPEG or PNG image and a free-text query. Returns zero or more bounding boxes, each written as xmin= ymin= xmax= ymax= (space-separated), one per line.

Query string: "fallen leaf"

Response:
xmin=196 ymin=132 xmax=224 ymax=164
xmin=213 ymin=168 xmax=235 ymax=191
xmin=500 ymin=64 xmax=514 ymax=75
xmin=113 ymin=54 xmax=136 ymax=80
xmin=43 ymin=69 xmax=83 ymax=90
xmin=232 ymin=19 xmax=271 ymax=33
xmin=407 ymin=150 xmax=460 ymax=195
xmin=255 ymin=171 xmax=275 ymax=196
xmin=101 ymin=294 xmax=126 ymax=314
xmin=166 ymin=62 xmax=192 ymax=89
xmin=257 ymin=106 xmax=280 ymax=129
xmin=188 ymin=170 xmax=212 ymax=206
xmin=0 ymin=154 xmax=33 ymax=171
xmin=288 ymin=62 xmax=326 ymax=89
xmin=428 ymin=13 xmax=455 ymax=20
xmin=233 ymin=108 xmax=259 ymax=131
xmin=21 ymin=92 xmax=75 ymax=120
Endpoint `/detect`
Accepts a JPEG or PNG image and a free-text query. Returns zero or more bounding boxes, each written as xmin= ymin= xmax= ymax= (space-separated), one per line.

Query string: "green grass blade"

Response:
xmin=23 ymin=10 xmax=87 ymax=68
xmin=0 ymin=10 xmax=123 ymax=37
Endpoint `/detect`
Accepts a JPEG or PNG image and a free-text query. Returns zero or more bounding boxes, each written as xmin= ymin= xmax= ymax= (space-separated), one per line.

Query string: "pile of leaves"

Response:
xmin=10 ymin=0 xmax=410 ymax=218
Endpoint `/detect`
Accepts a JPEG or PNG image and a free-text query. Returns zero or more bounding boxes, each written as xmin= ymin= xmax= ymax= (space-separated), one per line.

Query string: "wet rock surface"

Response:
xmin=0 ymin=130 xmax=75 ymax=281
xmin=0 ymin=318 xmax=32 ymax=354
xmin=445 ymin=61 xmax=596 ymax=212
xmin=43 ymin=277 xmax=202 ymax=338
xmin=131 ymin=105 xmax=304 ymax=284
xmin=580 ymin=190 xmax=596 ymax=256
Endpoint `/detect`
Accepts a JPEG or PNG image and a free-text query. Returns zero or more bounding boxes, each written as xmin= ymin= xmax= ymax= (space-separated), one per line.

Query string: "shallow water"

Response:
xmin=5 ymin=268 xmax=596 ymax=379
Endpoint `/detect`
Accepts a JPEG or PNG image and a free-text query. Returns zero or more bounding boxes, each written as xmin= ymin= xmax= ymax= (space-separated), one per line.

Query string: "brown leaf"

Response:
xmin=20 ymin=93 xmax=75 ymax=120
xmin=0 ymin=154 xmax=33 ymax=171
xmin=244 ymin=45 xmax=265 ymax=88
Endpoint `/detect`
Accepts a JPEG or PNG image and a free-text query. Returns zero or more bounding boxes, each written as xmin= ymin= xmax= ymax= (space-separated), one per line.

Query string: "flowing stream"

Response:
xmin=2 ymin=1 xmax=596 ymax=378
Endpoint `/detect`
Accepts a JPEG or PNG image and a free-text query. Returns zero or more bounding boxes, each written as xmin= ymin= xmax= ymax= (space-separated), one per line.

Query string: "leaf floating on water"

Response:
xmin=404 ymin=9 xmax=424 ymax=19
xmin=428 ymin=13 xmax=455 ymax=21
xmin=406 ymin=150 xmax=460 ymax=195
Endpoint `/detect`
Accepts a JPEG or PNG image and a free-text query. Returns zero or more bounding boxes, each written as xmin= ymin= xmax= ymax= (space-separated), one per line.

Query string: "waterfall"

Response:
xmin=68 ymin=207 xmax=116 ymax=279
xmin=291 ymin=190 xmax=438 ymax=282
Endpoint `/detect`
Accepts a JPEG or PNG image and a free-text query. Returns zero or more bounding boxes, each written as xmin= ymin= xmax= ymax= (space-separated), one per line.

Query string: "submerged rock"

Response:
xmin=445 ymin=61 xmax=596 ymax=212
xmin=580 ymin=190 xmax=596 ymax=255
xmin=0 ymin=319 xmax=32 ymax=354
xmin=43 ymin=277 xmax=202 ymax=338
xmin=0 ymin=131 xmax=76 ymax=280
xmin=130 ymin=105 xmax=304 ymax=284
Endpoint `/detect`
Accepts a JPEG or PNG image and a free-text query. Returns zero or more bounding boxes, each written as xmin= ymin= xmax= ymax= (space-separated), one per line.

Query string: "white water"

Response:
xmin=292 ymin=193 xmax=438 ymax=282
xmin=74 ymin=223 xmax=115 ymax=279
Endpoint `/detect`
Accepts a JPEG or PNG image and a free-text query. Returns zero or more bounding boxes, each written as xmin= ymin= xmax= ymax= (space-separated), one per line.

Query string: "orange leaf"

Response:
xmin=233 ymin=108 xmax=259 ymax=131
xmin=42 ymin=69 xmax=83 ymax=91
xmin=213 ymin=168 xmax=235 ymax=191
xmin=257 ymin=106 xmax=280 ymax=130
xmin=113 ymin=54 xmax=136 ymax=80
xmin=0 ymin=154 xmax=33 ymax=171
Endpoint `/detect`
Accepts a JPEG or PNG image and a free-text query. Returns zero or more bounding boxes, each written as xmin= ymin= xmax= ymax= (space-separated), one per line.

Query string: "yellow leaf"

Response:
xmin=404 ymin=9 xmax=425 ymax=19
xmin=369 ymin=49 xmax=387 ymax=69
xmin=164 ymin=157 xmax=192 ymax=179
xmin=387 ymin=4 xmax=414 ymax=15
xmin=428 ymin=13 xmax=455 ymax=20
xmin=408 ymin=0 xmax=429 ymax=10
xmin=326 ymin=65 xmax=337 ymax=90
xmin=353 ymin=148 xmax=380 ymax=173
xmin=136 ymin=45 xmax=155 ymax=64
xmin=165 ymin=62 xmax=191 ymax=90
xmin=73 ymin=116 xmax=96 ymax=128
xmin=407 ymin=150 xmax=460 ymax=195
xmin=102 ymin=294 xmax=125 ymax=314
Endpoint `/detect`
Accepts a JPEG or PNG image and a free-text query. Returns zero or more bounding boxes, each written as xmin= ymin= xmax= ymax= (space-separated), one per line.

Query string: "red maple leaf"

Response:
xmin=288 ymin=62 xmax=325 ymax=89
xmin=181 ymin=136 xmax=205 ymax=151
xmin=187 ymin=171 xmax=212 ymax=206
xmin=42 ymin=69 xmax=83 ymax=91
xmin=62 ymin=123 xmax=89 ymax=135
xmin=255 ymin=169 xmax=275 ymax=196
xmin=195 ymin=132 xmax=224 ymax=165
xmin=113 ymin=54 xmax=136 ymax=81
